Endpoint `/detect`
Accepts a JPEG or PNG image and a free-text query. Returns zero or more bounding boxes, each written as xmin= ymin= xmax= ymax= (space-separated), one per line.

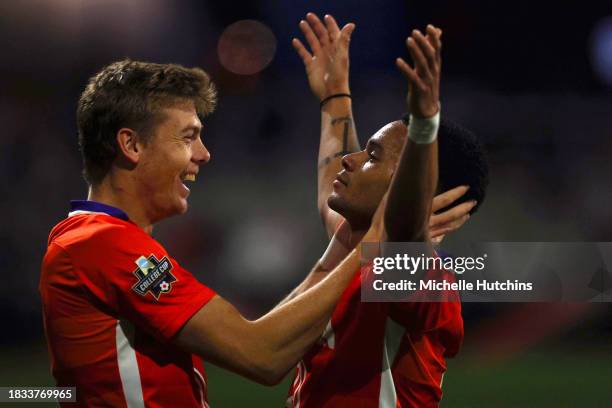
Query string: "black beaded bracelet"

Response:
xmin=320 ymin=93 xmax=351 ymax=108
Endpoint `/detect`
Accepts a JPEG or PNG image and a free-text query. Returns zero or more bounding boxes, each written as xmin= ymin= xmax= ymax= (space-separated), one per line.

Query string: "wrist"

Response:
xmin=407 ymin=108 xmax=440 ymax=144
xmin=320 ymin=93 xmax=351 ymax=109
xmin=322 ymin=85 xmax=350 ymax=100
xmin=409 ymin=100 xmax=440 ymax=120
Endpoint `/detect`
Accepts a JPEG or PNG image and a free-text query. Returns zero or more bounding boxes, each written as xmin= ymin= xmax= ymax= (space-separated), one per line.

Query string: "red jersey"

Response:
xmin=40 ymin=201 xmax=216 ymax=407
xmin=287 ymin=264 xmax=463 ymax=408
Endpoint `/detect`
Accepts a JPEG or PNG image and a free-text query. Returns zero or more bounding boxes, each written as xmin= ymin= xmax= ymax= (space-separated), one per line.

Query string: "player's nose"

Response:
xmin=341 ymin=152 xmax=359 ymax=171
xmin=193 ymin=137 xmax=211 ymax=165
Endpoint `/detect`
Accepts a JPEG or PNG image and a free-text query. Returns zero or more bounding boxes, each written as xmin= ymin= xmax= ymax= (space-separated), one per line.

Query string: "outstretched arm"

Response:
xmin=384 ymin=25 xmax=443 ymax=243
xmin=274 ymin=219 xmax=354 ymax=308
xmin=175 ymin=246 xmax=361 ymax=386
xmin=293 ymin=13 xmax=360 ymax=237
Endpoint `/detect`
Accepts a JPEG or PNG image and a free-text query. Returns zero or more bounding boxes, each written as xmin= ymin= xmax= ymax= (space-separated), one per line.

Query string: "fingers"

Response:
xmin=430 ymin=213 xmax=469 ymax=238
xmin=397 ymin=24 xmax=443 ymax=84
xmin=324 ymin=14 xmax=341 ymax=42
xmin=292 ymin=38 xmax=312 ymax=64
xmin=426 ymin=25 xmax=442 ymax=69
xmin=430 ymin=185 xmax=471 ymax=240
xmin=298 ymin=13 xmax=353 ymax=54
xmin=395 ymin=57 xmax=422 ymax=89
xmin=412 ymin=29 xmax=437 ymax=73
xmin=306 ymin=12 xmax=330 ymax=47
xmin=430 ymin=225 xmax=452 ymax=240
xmin=398 ymin=24 xmax=443 ymax=118
xmin=429 ymin=200 xmax=476 ymax=228
xmin=431 ymin=234 xmax=445 ymax=245
xmin=406 ymin=34 xmax=430 ymax=78
xmin=299 ymin=19 xmax=321 ymax=54
xmin=432 ymin=185 xmax=470 ymax=212
xmin=340 ymin=22 xmax=356 ymax=46
xmin=430 ymin=209 xmax=471 ymax=238
xmin=426 ymin=25 xmax=442 ymax=51
xmin=425 ymin=26 xmax=442 ymax=49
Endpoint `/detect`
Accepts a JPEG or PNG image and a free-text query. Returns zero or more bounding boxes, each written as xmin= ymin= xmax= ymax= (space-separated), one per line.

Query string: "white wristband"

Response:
xmin=408 ymin=109 xmax=440 ymax=144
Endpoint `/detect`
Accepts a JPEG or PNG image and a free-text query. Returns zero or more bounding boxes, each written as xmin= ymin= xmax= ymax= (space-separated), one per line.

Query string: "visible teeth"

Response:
xmin=184 ymin=174 xmax=196 ymax=182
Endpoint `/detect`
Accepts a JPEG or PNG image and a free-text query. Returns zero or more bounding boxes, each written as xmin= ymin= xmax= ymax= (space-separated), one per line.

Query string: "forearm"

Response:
xmin=273 ymin=261 xmax=327 ymax=309
xmin=251 ymin=248 xmax=359 ymax=380
xmin=274 ymin=228 xmax=354 ymax=309
xmin=384 ymin=130 xmax=438 ymax=242
xmin=318 ymin=97 xmax=360 ymax=235
xmin=318 ymin=96 xmax=359 ymax=173
xmin=176 ymin=248 xmax=360 ymax=385
xmin=293 ymin=13 xmax=358 ymax=235
xmin=386 ymin=25 xmax=443 ymax=242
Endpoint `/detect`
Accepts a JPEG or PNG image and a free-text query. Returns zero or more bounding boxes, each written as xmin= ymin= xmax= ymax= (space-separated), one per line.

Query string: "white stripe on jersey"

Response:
xmin=289 ymin=318 xmax=335 ymax=407
xmin=116 ymin=320 xmax=145 ymax=408
xmin=319 ymin=319 xmax=335 ymax=349
xmin=379 ymin=317 xmax=405 ymax=408
xmin=287 ymin=360 xmax=307 ymax=408
xmin=193 ymin=367 xmax=210 ymax=408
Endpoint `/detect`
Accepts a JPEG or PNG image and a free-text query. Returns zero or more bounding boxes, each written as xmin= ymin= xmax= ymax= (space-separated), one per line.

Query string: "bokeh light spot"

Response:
xmin=590 ymin=16 xmax=612 ymax=87
xmin=217 ymin=19 xmax=277 ymax=75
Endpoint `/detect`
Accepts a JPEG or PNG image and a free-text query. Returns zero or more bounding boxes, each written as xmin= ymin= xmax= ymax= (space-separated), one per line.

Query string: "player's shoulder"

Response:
xmin=48 ymin=214 xmax=163 ymax=257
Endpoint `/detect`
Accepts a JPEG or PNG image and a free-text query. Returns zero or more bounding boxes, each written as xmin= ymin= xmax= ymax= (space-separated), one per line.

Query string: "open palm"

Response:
xmin=292 ymin=13 xmax=355 ymax=100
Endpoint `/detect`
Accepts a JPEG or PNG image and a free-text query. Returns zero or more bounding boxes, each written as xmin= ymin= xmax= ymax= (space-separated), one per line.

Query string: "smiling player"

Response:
xmin=40 ymin=60 xmax=384 ymax=407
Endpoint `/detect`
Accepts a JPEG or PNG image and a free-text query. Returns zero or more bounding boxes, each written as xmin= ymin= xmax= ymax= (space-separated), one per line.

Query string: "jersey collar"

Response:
xmin=69 ymin=200 xmax=130 ymax=221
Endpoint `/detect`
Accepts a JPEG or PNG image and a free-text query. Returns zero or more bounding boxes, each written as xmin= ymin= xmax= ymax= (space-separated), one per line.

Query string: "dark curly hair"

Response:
xmin=402 ymin=114 xmax=489 ymax=214
xmin=77 ymin=59 xmax=217 ymax=185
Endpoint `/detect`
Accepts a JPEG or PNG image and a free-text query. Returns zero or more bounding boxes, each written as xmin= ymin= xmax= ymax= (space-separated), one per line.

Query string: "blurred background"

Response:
xmin=1 ymin=0 xmax=612 ymax=406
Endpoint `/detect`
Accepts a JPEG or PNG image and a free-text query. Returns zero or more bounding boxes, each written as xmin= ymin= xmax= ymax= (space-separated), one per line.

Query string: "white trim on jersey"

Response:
xmin=193 ymin=367 xmax=210 ymax=408
xmin=116 ymin=320 xmax=145 ymax=408
xmin=319 ymin=319 xmax=335 ymax=349
xmin=290 ymin=318 xmax=336 ymax=407
xmin=287 ymin=360 xmax=307 ymax=408
xmin=379 ymin=318 xmax=405 ymax=408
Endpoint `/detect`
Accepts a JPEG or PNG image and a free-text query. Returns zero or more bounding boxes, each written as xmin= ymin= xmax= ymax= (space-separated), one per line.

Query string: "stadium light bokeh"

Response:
xmin=590 ymin=16 xmax=612 ymax=87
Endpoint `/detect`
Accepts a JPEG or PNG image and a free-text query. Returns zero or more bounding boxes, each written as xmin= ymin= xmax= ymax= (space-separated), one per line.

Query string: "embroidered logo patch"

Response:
xmin=131 ymin=255 xmax=178 ymax=300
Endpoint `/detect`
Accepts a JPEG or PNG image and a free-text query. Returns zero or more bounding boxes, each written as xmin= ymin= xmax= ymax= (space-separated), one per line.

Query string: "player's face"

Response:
xmin=328 ymin=121 xmax=405 ymax=229
xmin=136 ymin=101 xmax=210 ymax=221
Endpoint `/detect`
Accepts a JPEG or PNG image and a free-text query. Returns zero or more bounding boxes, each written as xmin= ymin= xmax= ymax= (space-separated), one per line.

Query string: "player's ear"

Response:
xmin=116 ymin=128 xmax=141 ymax=164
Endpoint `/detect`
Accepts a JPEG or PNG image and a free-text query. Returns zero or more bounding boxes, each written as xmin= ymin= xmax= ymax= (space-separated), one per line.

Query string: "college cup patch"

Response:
xmin=131 ymin=255 xmax=178 ymax=300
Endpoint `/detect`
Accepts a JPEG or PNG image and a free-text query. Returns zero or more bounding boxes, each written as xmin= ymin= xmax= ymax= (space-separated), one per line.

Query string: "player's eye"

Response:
xmin=368 ymin=151 xmax=378 ymax=161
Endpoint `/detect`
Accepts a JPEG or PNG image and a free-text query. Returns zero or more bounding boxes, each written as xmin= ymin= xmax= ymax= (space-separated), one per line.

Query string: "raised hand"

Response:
xmin=292 ymin=13 xmax=355 ymax=101
xmin=396 ymin=24 xmax=442 ymax=118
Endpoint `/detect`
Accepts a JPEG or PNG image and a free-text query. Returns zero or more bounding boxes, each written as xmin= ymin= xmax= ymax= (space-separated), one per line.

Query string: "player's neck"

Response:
xmin=344 ymin=226 xmax=367 ymax=249
xmin=345 ymin=218 xmax=370 ymax=242
xmin=87 ymin=177 xmax=154 ymax=235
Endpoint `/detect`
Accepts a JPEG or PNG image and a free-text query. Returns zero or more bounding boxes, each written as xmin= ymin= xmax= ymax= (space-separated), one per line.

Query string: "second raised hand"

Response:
xmin=292 ymin=12 xmax=356 ymax=101
xmin=396 ymin=24 xmax=442 ymax=119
